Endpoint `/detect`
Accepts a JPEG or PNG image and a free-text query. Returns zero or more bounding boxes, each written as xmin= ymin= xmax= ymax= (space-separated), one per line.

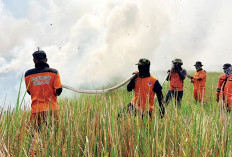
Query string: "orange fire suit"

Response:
xmin=191 ymin=70 xmax=207 ymax=102
xmin=25 ymin=62 xmax=62 ymax=115
xmin=216 ymin=74 xmax=227 ymax=96
xmin=216 ymin=74 xmax=232 ymax=110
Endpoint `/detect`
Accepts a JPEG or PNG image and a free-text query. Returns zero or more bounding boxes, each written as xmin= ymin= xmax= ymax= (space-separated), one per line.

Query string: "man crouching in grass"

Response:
xmin=25 ymin=48 xmax=62 ymax=131
xmin=126 ymin=58 xmax=165 ymax=119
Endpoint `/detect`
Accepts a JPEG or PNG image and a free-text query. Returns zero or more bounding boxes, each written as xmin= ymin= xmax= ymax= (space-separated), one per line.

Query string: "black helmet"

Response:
xmin=223 ymin=63 xmax=231 ymax=69
xmin=194 ymin=61 xmax=203 ymax=67
xmin=33 ymin=49 xmax=47 ymax=61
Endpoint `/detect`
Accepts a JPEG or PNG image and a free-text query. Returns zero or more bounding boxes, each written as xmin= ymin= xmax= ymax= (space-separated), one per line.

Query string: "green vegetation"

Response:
xmin=1 ymin=72 xmax=232 ymax=156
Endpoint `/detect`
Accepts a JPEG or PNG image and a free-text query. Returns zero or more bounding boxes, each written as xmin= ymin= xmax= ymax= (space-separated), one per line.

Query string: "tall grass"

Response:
xmin=0 ymin=72 xmax=232 ymax=156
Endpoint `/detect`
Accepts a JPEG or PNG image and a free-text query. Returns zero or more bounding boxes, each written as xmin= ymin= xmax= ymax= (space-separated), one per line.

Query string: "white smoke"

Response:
xmin=0 ymin=0 xmax=232 ymax=107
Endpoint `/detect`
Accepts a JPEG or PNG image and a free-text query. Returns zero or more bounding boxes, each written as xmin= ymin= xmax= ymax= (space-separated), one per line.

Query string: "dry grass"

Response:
xmin=0 ymin=72 xmax=231 ymax=156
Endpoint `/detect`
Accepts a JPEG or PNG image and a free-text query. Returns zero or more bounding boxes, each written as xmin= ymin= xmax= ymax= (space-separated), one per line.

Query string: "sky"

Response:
xmin=1 ymin=0 xmax=232 ymax=108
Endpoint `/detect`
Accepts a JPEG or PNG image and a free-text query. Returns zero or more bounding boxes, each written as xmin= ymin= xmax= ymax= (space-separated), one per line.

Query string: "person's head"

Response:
xmin=223 ymin=63 xmax=231 ymax=73
xmin=32 ymin=49 xmax=47 ymax=64
xmin=194 ymin=61 xmax=203 ymax=71
xmin=136 ymin=58 xmax=150 ymax=75
xmin=172 ymin=58 xmax=183 ymax=69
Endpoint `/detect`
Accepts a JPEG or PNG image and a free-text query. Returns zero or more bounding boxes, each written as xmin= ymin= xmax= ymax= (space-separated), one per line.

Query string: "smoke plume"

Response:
xmin=1 ymin=0 xmax=232 ymax=107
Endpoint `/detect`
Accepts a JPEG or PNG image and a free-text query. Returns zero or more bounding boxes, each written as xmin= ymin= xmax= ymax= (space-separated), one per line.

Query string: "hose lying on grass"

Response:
xmin=62 ymin=74 xmax=137 ymax=94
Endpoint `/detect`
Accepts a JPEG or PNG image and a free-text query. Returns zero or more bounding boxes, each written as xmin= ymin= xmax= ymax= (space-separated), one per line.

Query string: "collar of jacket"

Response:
xmin=35 ymin=61 xmax=49 ymax=68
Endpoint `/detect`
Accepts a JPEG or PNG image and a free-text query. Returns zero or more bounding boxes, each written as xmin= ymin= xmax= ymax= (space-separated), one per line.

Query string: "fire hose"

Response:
xmin=62 ymin=74 xmax=137 ymax=94
xmin=161 ymin=71 xmax=170 ymax=87
xmin=62 ymin=72 xmax=170 ymax=94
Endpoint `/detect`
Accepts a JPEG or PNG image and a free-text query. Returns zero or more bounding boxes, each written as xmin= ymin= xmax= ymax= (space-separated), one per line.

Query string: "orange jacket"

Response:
xmin=25 ymin=62 xmax=62 ymax=113
xmin=131 ymin=75 xmax=157 ymax=111
xmin=222 ymin=74 xmax=232 ymax=100
xmin=192 ymin=70 xmax=207 ymax=89
xmin=216 ymin=74 xmax=227 ymax=96
xmin=169 ymin=69 xmax=186 ymax=91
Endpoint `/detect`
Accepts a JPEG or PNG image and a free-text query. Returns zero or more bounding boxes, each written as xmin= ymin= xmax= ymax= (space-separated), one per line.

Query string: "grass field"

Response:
xmin=0 ymin=72 xmax=231 ymax=156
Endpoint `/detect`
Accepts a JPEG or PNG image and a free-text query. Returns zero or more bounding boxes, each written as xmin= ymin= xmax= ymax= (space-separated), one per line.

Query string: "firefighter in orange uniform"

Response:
xmin=187 ymin=61 xmax=207 ymax=103
xmin=126 ymin=58 xmax=165 ymax=118
xmin=165 ymin=58 xmax=187 ymax=108
xmin=25 ymin=49 xmax=62 ymax=129
xmin=216 ymin=63 xmax=232 ymax=112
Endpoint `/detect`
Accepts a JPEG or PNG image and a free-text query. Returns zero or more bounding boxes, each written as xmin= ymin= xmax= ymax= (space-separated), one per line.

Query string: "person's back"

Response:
xmin=25 ymin=49 xmax=62 ymax=129
xmin=25 ymin=62 xmax=62 ymax=113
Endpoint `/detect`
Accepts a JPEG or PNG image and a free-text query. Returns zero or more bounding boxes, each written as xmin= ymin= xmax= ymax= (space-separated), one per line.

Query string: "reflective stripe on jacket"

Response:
xmin=25 ymin=62 xmax=62 ymax=113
